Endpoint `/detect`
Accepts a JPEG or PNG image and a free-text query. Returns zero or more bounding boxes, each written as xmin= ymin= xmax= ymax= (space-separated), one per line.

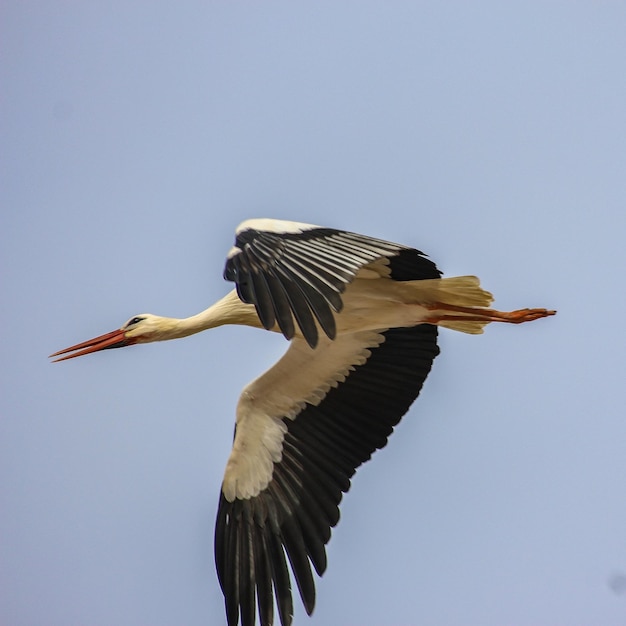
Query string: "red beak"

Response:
xmin=49 ymin=329 xmax=136 ymax=362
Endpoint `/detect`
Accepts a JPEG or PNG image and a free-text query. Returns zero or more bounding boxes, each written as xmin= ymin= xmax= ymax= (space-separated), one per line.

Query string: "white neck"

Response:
xmin=146 ymin=290 xmax=264 ymax=342
xmin=178 ymin=290 xmax=263 ymax=337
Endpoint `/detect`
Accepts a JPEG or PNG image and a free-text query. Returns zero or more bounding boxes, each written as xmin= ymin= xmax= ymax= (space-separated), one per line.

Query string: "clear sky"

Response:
xmin=2 ymin=2 xmax=626 ymax=625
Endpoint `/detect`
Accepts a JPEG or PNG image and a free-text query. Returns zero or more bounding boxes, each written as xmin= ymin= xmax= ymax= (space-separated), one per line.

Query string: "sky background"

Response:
xmin=2 ymin=2 xmax=626 ymax=625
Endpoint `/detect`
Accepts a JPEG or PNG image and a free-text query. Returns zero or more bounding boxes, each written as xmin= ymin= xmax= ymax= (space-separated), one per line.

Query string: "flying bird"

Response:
xmin=50 ymin=218 xmax=555 ymax=626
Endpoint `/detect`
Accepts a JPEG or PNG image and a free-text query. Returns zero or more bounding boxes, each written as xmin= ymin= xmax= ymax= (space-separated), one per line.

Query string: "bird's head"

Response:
xmin=50 ymin=313 xmax=172 ymax=362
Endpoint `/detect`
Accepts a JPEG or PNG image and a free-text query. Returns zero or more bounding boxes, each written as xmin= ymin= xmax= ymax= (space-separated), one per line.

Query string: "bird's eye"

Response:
xmin=127 ymin=317 xmax=144 ymax=327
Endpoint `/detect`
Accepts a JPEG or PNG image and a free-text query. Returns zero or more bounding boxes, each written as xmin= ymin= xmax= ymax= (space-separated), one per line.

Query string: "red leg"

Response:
xmin=426 ymin=302 xmax=556 ymax=325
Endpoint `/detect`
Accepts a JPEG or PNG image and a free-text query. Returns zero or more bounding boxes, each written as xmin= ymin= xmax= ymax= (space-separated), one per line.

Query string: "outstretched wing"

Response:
xmin=223 ymin=219 xmax=439 ymax=348
xmin=215 ymin=325 xmax=440 ymax=626
xmin=217 ymin=219 xmax=442 ymax=625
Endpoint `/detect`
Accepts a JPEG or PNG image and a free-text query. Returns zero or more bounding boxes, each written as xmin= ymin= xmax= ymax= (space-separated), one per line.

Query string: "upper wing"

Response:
xmin=223 ymin=219 xmax=425 ymax=348
xmin=214 ymin=324 xmax=440 ymax=626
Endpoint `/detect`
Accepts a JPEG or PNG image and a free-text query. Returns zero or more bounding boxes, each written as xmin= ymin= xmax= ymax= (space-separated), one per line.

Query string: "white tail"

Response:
xmin=401 ymin=276 xmax=495 ymax=334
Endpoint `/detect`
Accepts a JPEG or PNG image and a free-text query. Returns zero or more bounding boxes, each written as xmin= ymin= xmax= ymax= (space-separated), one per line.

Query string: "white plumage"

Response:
xmin=51 ymin=218 xmax=555 ymax=626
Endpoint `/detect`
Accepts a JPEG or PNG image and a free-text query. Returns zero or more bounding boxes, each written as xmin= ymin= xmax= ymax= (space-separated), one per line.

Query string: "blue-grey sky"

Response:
xmin=3 ymin=2 xmax=626 ymax=625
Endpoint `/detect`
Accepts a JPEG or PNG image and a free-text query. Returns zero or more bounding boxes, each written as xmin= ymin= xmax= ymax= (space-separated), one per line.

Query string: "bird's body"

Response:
xmin=51 ymin=219 xmax=555 ymax=626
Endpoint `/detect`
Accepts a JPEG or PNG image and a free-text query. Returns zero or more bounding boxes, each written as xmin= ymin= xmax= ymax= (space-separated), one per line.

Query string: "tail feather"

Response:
xmin=400 ymin=275 xmax=494 ymax=334
xmin=431 ymin=275 xmax=494 ymax=307
xmin=433 ymin=276 xmax=492 ymax=334
xmin=437 ymin=319 xmax=487 ymax=334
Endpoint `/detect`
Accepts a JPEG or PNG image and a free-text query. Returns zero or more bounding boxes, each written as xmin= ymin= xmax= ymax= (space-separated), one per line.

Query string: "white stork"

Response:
xmin=51 ymin=218 xmax=555 ymax=626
